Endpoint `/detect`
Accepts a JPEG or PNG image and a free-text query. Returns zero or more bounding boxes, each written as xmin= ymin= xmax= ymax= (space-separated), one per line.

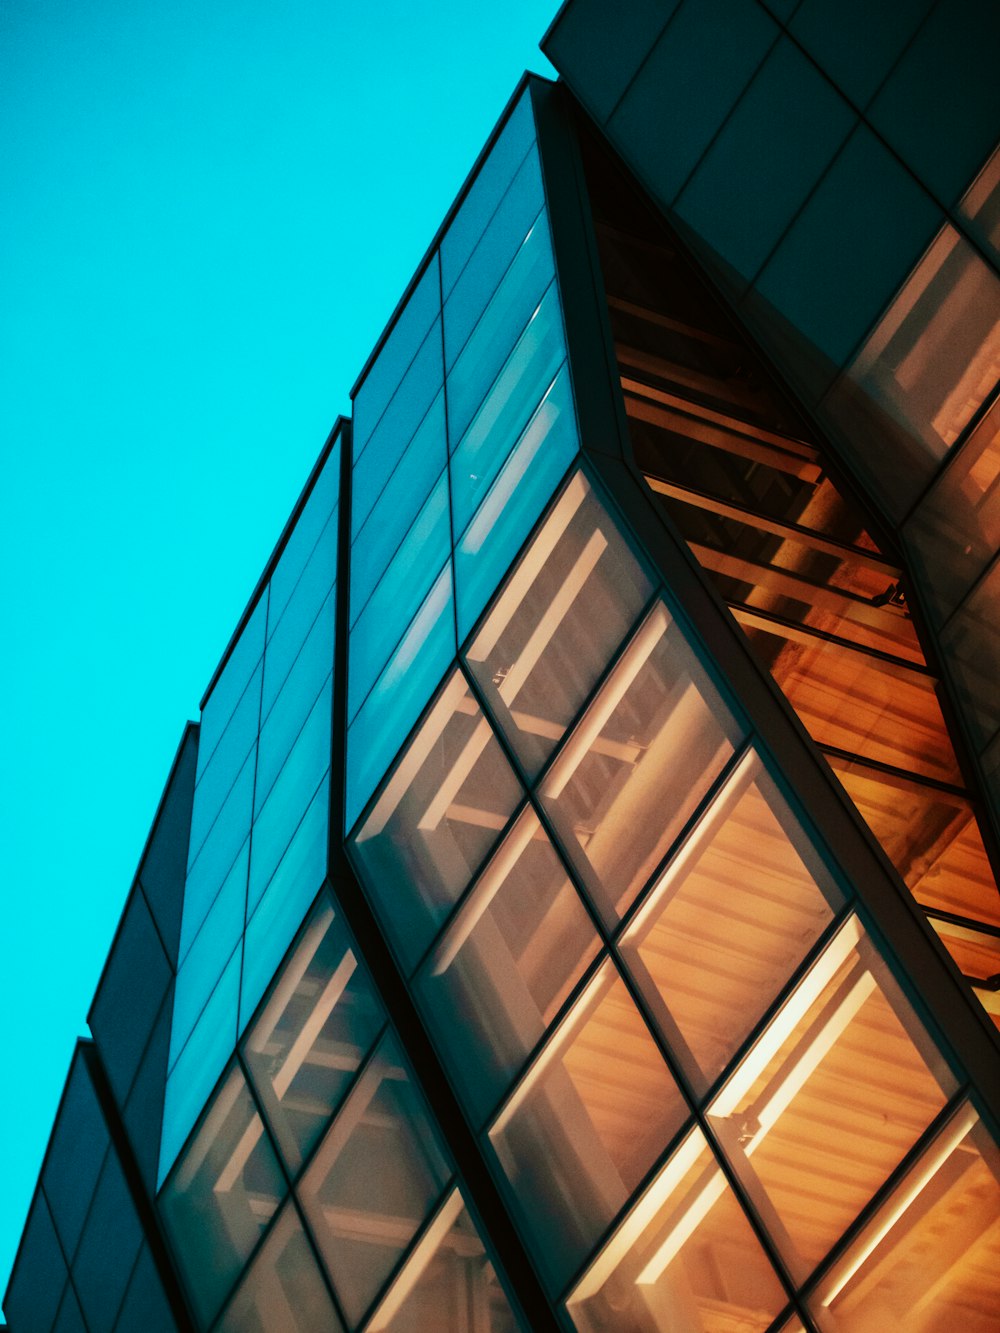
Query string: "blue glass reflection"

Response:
xmin=346 ymin=564 xmax=456 ymax=832
xmin=197 ymin=592 xmax=267 ymax=777
xmin=451 ymin=283 xmax=565 ymax=535
xmin=446 ymin=213 xmax=555 ymax=445
xmin=348 ymin=471 xmax=451 ymax=720
xmin=187 ymin=662 xmax=262 ymax=867
xmin=267 ymin=440 xmax=340 ymax=637
xmin=351 ymin=392 xmax=447 ymax=615
xmin=180 ymin=749 xmax=255 ymax=961
xmin=456 ymin=364 xmax=580 ymax=640
xmin=239 ymin=775 xmax=331 ymax=1033
xmin=263 ymin=522 xmax=336 ymax=720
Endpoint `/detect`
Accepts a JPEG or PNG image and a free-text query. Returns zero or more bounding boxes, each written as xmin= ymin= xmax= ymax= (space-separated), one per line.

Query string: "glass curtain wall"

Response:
xmin=349 ymin=461 xmax=997 ymax=1332
xmin=346 ymin=82 xmax=577 ymax=831
xmin=159 ymin=886 xmax=522 ymax=1331
xmin=576 ymin=126 xmax=1000 ymax=1030
xmin=160 ymin=439 xmax=341 ymax=1183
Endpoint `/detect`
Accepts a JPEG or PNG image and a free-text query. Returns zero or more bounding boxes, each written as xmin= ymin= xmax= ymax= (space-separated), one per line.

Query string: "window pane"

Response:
xmin=450 ymin=282 xmax=565 ymax=537
xmin=540 ymin=601 xmax=743 ymax=925
xmin=835 ymin=228 xmax=1000 ymax=469
xmin=248 ymin=682 xmax=331 ymax=913
xmin=352 ymin=669 xmax=523 ymax=973
xmin=455 ymin=364 xmax=581 ymax=642
xmin=345 ymin=562 xmax=457 ymax=833
xmin=366 ymin=1189 xmax=521 ymax=1333
xmin=299 ymin=1034 xmax=451 ymax=1327
xmin=180 ymin=748 xmax=255 ymax=960
xmin=444 ymin=144 xmax=545 ymax=370
xmin=960 ymin=145 xmax=1000 ymax=265
xmin=243 ymin=898 xmax=384 ymax=1173
xmin=198 ymin=593 xmax=267 ymax=777
xmin=810 ymin=1102 xmax=1000 ymax=1333
xmin=189 ymin=662 xmax=262 ymax=864
xmin=707 ymin=914 xmax=957 ymax=1278
xmin=416 ymin=807 xmax=601 ymax=1125
xmin=267 ymin=440 xmax=339 ymax=636
xmin=217 ymin=1202 xmax=344 ymax=1333
xmin=489 ymin=962 xmax=689 ymax=1292
xmin=740 ymin=614 xmax=963 ymax=786
xmin=466 ymin=469 xmax=652 ymax=778
xmin=239 ymin=774 xmax=331 ymax=1034
xmin=621 ymin=751 xmax=840 ymax=1089
xmin=446 ymin=213 xmax=555 ymax=446
xmin=566 ymin=1126 xmax=786 ymax=1333
xmin=160 ymin=1065 xmax=287 ymax=1327
xmin=262 ymin=526 xmax=336 ymax=722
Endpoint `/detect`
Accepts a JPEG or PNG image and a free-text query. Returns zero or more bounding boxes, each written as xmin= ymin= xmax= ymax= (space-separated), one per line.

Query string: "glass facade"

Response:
xmin=8 ymin=13 xmax=1000 ymax=1333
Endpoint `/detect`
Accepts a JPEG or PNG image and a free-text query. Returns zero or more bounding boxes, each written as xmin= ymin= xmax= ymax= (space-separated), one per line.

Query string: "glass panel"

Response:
xmin=450 ymin=282 xmax=565 ymax=536
xmin=159 ymin=946 xmax=242 ymax=1185
xmin=352 ymin=317 xmax=444 ymax=536
xmin=299 ymin=1034 xmax=451 ymax=1327
xmin=257 ymin=600 xmax=335 ymax=812
xmin=351 ymin=391 xmax=447 ymax=616
xmin=217 ymin=1202 xmax=345 ymax=1333
xmin=621 ymin=750 xmax=840 ymax=1090
xmin=838 ymin=228 xmax=1000 ymax=467
xmin=940 ymin=557 xmax=1000 ymax=750
xmin=455 ymin=365 xmax=581 ymax=642
xmin=540 ymin=601 xmax=743 ymax=926
xmin=466 ymin=468 xmax=651 ymax=778
xmin=739 ymin=615 xmax=963 ymax=786
xmin=960 ymin=145 xmax=1000 ymax=265
xmin=366 ymin=1189 xmax=521 ymax=1333
xmin=810 ymin=1102 xmax=1000 ymax=1333
xmin=198 ymin=593 xmax=267 ymax=778
xmin=446 ymin=213 xmax=555 ymax=445
xmin=188 ymin=662 xmax=262 ymax=864
xmin=345 ymin=562 xmax=457 ymax=833
xmin=829 ymin=756 xmax=1000 ymax=929
xmin=248 ymin=682 xmax=331 ymax=913
xmin=352 ymin=669 xmax=523 ymax=973
xmin=180 ymin=749 xmax=256 ymax=960
xmin=927 ymin=917 xmax=1000 ymax=984
xmin=441 ymin=89 xmax=535 ymax=298
xmin=348 ymin=471 xmax=451 ymax=719
xmin=262 ymin=527 xmax=336 ymax=722
xmin=444 ymin=144 xmax=545 ymax=369
xmin=160 ymin=1065 xmax=287 ymax=1327
xmin=489 ymin=961 xmax=689 ymax=1293
xmin=707 ymin=915 xmax=957 ymax=1279
xmin=267 ymin=440 xmax=339 ymax=636
xmin=905 ymin=394 xmax=1000 ymax=625
xmin=416 ymin=807 xmax=601 ymax=1126
xmin=239 ymin=774 xmax=331 ymax=1033
xmin=170 ymin=842 xmax=248 ymax=1068
xmin=566 ymin=1126 xmax=786 ymax=1333
xmin=353 ymin=256 xmax=440 ymax=463
xmin=243 ymin=897 xmax=385 ymax=1173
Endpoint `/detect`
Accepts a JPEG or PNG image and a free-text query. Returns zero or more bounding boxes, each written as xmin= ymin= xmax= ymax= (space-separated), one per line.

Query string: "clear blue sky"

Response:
xmin=0 ymin=0 xmax=558 ymax=1295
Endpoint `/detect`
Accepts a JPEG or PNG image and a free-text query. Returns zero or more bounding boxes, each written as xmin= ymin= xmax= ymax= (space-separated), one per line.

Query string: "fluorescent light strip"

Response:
xmin=710 ymin=914 xmax=862 ymax=1120
xmin=418 ymin=718 xmax=493 ymax=832
xmin=364 ymin=1189 xmax=466 ymax=1331
xmin=817 ymin=1101 xmax=979 ymax=1307
xmin=247 ymin=905 xmax=335 ymax=1053
xmin=272 ymin=950 xmax=358 ymax=1099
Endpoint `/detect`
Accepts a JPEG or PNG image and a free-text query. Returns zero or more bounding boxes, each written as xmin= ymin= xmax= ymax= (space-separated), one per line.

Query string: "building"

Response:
xmin=5 ymin=1 xmax=1000 ymax=1329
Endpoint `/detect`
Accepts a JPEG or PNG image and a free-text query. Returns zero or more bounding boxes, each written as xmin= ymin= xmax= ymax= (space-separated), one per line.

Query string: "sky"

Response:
xmin=0 ymin=0 xmax=560 ymax=1296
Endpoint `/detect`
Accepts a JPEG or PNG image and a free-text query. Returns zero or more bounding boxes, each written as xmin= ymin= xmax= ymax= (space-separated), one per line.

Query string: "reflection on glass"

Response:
xmin=366 ymin=1188 xmax=520 ymax=1333
xmin=217 ymin=1202 xmax=344 ymax=1333
xmin=566 ymin=1127 xmax=785 ymax=1333
xmin=905 ymin=394 xmax=1000 ymax=624
xmin=960 ymin=145 xmax=1000 ymax=263
xmin=838 ymin=227 xmax=1000 ymax=466
xmin=416 ymin=807 xmax=600 ymax=1125
xmin=940 ymin=557 xmax=1000 ymax=751
xmin=467 ymin=470 xmax=652 ymax=777
xmin=299 ymin=1035 xmax=451 ymax=1327
xmin=621 ymin=750 xmax=840 ymax=1089
xmin=539 ymin=601 xmax=742 ymax=925
xmin=489 ymin=961 xmax=688 ymax=1292
xmin=829 ymin=756 xmax=1000 ymax=929
xmin=740 ymin=614 xmax=963 ymax=786
xmin=243 ymin=898 xmax=384 ymax=1173
xmin=160 ymin=1065 xmax=287 ymax=1327
xmin=707 ymin=915 xmax=956 ymax=1279
xmin=811 ymin=1101 xmax=1000 ymax=1333
xmin=352 ymin=670 xmax=523 ymax=972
